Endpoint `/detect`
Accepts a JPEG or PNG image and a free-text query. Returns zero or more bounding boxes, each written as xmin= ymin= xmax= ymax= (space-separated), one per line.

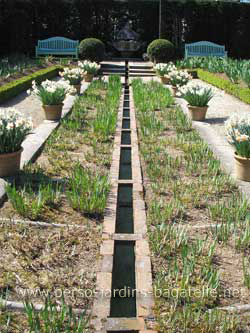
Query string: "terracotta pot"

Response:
xmin=43 ymin=104 xmax=63 ymax=121
xmin=187 ymin=70 xmax=198 ymax=79
xmin=84 ymin=73 xmax=94 ymax=82
xmin=73 ymin=84 xmax=81 ymax=94
xmin=188 ymin=105 xmax=208 ymax=121
xmin=172 ymin=86 xmax=177 ymax=97
xmin=234 ymin=153 xmax=250 ymax=182
xmin=0 ymin=148 xmax=23 ymax=177
xmin=160 ymin=76 xmax=170 ymax=85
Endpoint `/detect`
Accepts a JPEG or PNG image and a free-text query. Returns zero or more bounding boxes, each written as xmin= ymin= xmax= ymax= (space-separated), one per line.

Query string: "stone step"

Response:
xmin=101 ymin=68 xmax=125 ymax=72
xmin=101 ymin=65 xmax=125 ymax=69
xmin=129 ymin=70 xmax=154 ymax=74
xmin=101 ymin=72 xmax=126 ymax=76
xmin=129 ymin=65 xmax=153 ymax=69
xmin=129 ymin=73 xmax=155 ymax=77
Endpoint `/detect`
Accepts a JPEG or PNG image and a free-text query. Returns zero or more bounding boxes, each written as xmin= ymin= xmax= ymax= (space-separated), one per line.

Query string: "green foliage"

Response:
xmin=179 ymin=85 xmax=214 ymax=107
xmin=224 ymin=64 xmax=240 ymax=84
xmin=79 ymin=38 xmax=105 ymax=62
xmin=6 ymin=182 xmax=61 ymax=220
xmin=24 ymin=299 xmax=89 ymax=333
xmin=0 ymin=66 xmax=62 ymax=104
xmin=92 ymin=75 xmax=121 ymax=141
xmin=176 ymin=57 xmax=226 ymax=73
xmin=241 ymin=67 xmax=250 ymax=88
xmin=147 ymin=39 xmax=175 ymax=63
xmin=66 ymin=164 xmax=110 ymax=215
xmin=0 ymin=108 xmax=32 ymax=153
xmin=132 ymin=79 xmax=174 ymax=137
xmin=0 ymin=54 xmax=37 ymax=77
xmin=197 ymin=69 xmax=250 ymax=104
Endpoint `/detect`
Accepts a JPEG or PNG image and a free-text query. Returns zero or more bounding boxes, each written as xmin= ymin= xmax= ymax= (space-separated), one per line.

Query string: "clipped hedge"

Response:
xmin=147 ymin=39 xmax=174 ymax=63
xmin=197 ymin=69 xmax=250 ymax=105
xmin=79 ymin=38 xmax=105 ymax=62
xmin=0 ymin=66 xmax=62 ymax=104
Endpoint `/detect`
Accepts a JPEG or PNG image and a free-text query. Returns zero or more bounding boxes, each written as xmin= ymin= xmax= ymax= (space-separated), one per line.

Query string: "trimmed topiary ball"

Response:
xmin=147 ymin=39 xmax=174 ymax=63
xmin=79 ymin=38 xmax=105 ymax=62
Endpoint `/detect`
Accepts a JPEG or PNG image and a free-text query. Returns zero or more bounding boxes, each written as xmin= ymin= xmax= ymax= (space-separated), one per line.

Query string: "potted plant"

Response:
xmin=225 ymin=114 xmax=250 ymax=181
xmin=28 ymin=79 xmax=75 ymax=120
xmin=154 ymin=62 xmax=176 ymax=84
xmin=168 ymin=70 xmax=192 ymax=96
xmin=59 ymin=67 xmax=84 ymax=94
xmin=177 ymin=84 xmax=214 ymax=121
xmin=0 ymin=108 xmax=32 ymax=177
xmin=78 ymin=60 xmax=100 ymax=82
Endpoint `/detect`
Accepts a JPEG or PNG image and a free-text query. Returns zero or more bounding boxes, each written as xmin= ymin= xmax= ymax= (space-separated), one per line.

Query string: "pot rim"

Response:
xmin=234 ymin=152 xmax=250 ymax=160
xmin=0 ymin=147 xmax=23 ymax=157
xmin=42 ymin=104 xmax=63 ymax=107
xmin=187 ymin=104 xmax=208 ymax=108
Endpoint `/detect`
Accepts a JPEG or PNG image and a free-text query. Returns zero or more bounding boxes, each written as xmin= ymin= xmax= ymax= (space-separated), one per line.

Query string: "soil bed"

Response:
xmin=132 ymin=78 xmax=250 ymax=332
xmin=0 ymin=76 xmax=122 ymax=331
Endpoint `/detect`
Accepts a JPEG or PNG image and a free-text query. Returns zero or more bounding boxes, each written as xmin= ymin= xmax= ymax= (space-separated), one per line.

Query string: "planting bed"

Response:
xmin=132 ymin=79 xmax=250 ymax=332
xmin=0 ymin=76 xmax=122 ymax=331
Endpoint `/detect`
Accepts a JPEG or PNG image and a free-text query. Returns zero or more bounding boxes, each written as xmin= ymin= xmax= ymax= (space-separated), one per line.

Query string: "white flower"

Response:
xmin=78 ymin=60 xmax=100 ymax=74
xmin=0 ymin=107 xmax=33 ymax=130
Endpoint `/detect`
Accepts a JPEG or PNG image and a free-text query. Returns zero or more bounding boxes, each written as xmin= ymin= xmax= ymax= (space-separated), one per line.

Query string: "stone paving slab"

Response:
xmin=104 ymin=317 xmax=145 ymax=331
xmin=129 ymin=61 xmax=154 ymax=68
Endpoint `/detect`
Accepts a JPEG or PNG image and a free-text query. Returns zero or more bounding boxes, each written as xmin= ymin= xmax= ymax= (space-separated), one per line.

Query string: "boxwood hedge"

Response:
xmin=0 ymin=66 xmax=62 ymax=104
xmin=197 ymin=69 xmax=250 ymax=105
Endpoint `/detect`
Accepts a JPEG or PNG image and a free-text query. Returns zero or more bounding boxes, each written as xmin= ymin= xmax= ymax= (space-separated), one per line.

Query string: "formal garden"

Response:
xmin=1 ymin=0 xmax=250 ymax=332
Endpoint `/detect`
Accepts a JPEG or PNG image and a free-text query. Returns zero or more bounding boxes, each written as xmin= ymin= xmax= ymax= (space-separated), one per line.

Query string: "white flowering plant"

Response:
xmin=167 ymin=70 xmax=192 ymax=88
xmin=27 ymin=79 xmax=76 ymax=105
xmin=59 ymin=67 xmax=84 ymax=85
xmin=225 ymin=114 xmax=250 ymax=158
xmin=78 ymin=60 xmax=100 ymax=75
xmin=154 ymin=62 xmax=177 ymax=76
xmin=0 ymin=108 xmax=33 ymax=154
xmin=177 ymin=83 xmax=214 ymax=107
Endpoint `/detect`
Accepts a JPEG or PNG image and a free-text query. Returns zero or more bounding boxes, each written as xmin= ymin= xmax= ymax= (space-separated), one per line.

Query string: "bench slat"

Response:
xmin=185 ymin=41 xmax=227 ymax=58
xmin=36 ymin=37 xmax=79 ymax=58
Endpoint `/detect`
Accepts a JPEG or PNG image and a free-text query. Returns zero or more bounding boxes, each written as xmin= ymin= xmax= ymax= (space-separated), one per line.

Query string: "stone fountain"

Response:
xmin=113 ymin=20 xmax=141 ymax=58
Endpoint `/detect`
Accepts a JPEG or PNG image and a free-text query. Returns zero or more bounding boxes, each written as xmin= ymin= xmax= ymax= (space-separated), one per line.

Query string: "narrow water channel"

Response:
xmin=110 ymin=63 xmax=137 ymax=318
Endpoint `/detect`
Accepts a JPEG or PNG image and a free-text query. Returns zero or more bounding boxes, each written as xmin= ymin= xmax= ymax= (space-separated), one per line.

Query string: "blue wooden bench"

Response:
xmin=36 ymin=37 xmax=79 ymax=58
xmin=185 ymin=41 xmax=227 ymax=58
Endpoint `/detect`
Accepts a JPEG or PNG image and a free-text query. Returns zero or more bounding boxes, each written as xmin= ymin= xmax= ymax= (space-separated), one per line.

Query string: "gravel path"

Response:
xmin=1 ymin=90 xmax=46 ymax=128
xmin=192 ymin=79 xmax=250 ymax=143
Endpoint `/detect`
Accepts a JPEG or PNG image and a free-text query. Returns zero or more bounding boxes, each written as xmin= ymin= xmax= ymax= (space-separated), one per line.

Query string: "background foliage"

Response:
xmin=0 ymin=0 xmax=249 ymax=58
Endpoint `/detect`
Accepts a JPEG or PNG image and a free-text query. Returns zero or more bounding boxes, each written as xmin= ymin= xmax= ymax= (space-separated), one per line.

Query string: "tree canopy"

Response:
xmin=0 ymin=0 xmax=249 ymax=58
